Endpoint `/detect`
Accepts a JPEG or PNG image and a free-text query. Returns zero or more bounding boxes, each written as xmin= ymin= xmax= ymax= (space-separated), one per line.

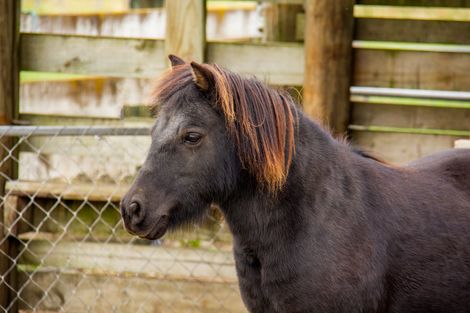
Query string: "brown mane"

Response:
xmin=150 ymin=63 xmax=296 ymax=193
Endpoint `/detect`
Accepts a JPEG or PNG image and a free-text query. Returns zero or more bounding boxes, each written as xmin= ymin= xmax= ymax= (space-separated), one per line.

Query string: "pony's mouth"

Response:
xmin=139 ymin=215 xmax=170 ymax=240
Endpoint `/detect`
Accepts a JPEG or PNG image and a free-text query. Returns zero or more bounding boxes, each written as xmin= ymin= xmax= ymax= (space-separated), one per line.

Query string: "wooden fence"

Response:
xmin=1 ymin=0 xmax=470 ymax=312
xmin=18 ymin=1 xmax=470 ymax=163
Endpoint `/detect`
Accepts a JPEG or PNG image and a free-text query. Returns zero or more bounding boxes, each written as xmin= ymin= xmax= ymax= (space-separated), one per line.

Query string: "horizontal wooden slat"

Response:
xmin=351 ymin=131 xmax=462 ymax=164
xmin=350 ymin=95 xmax=470 ymax=109
xmin=357 ymin=0 xmax=470 ymax=7
xmin=6 ymin=181 xmax=128 ymax=201
xmin=350 ymin=87 xmax=470 ymax=101
xmin=20 ymin=33 xmax=167 ymax=77
xmin=18 ymin=269 xmax=244 ymax=313
xmin=19 ymin=114 xmax=153 ymax=126
xmin=21 ymin=33 xmax=304 ymax=84
xmin=353 ymin=40 xmax=470 ymax=53
xmin=207 ymin=41 xmax=304 ymax=85
xmin=356 ymin=19 xmax=470 ymax=44
xmin=350 ymin=125 xmax=470 ymax=136
xmin=262 ymin=0 xmax=470 ymax=7
xmin=354 ymin=5 xmax=470 ymax=21
xmin=20 ymin=241 xmax=237 ymax=282
xmin=455 ymin=139 xmax=470 ymax=148
xmin=20 ymin=33 xmax=470 ymax=90
xmin=351 ymin=103 xmax=470 ymax=130
xmin=353 ymin=49 xmax=470 ymax=91
xmin=20 ymin=76 xmax=153 ymax=118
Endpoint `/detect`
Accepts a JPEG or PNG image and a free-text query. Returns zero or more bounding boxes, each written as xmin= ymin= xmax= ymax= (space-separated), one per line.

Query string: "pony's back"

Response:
xmin=407 ymin=148 xmax=470 ymax=196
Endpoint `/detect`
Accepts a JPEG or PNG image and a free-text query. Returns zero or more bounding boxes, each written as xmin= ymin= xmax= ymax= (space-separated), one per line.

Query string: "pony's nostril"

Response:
xmin=128 ymin=201 xmax=140 ymax=215
xmin=129 ymin=201 xmax=145 ymax=226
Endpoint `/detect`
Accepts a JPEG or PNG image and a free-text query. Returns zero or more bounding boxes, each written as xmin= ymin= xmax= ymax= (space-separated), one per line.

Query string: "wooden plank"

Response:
xmin=258 ymin=0 xmax=303 ymax=3
xmin=354 ymin=5 xmax=470 ymax=21
xmin=20 ymin=33 xmax=166 ymax=77
xmin=20 ymin=241 xmax=237 ymax=282
xmin=352 ymin=103 xmax=470 ymax=130
xmin=353 ymin=41 xmax=470 ymax=53
xmin=20 ymin=77 xmax=154 ymax=118
xmin=6 ymin=181 xmax=129 ymax=202
xmin=357 ymin=0 xmax=470 ymax=7
xmin=18 ymin=269 xmax=245 ymax=313
xmin=165 ymin=0 xmax=206 ymax=62
xmin=303 ymin=0 xmax=355 ymax=133
xmin=264 ymin=3 xmax=304 ymax=42
xmin=19 ymin=114 xmax=154 ymax=126
xmin=355 ymin=19 xmax=470 ymax=44
xmin=350 ymin=95 xmax=470 ymax=109
xmin=2 ymin=196 xmax=31 ymax=237
xmin=207 ymin=42 xmax=304 ymax=85
xmin=130 ymin=0 xmax=164 ymax=8
xmin=19 ymin=133 xmax=149 ymax=155
xmin=19 ymin=34 xmax=470 ymax=91
xmin=0 ymin=0 xmax=20 ymax=310
xmin=455 ymin=139 xmax=470 ymax=148
xmin=20 ymin=33 xmax=304 ymax=84
xmin=353 ymin=50 xmax=470 ymax=91
xmin=351 ymin=131 xmax=461 ymax=164
xmin=349 ymin=125 xmax=470 ymax=137
xmin=296 ymin=13 xmax=470 ymax=43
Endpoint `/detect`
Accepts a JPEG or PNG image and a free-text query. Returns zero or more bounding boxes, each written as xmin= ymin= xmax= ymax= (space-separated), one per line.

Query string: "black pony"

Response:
xmin=121 ymin=55 xmax=470 ymax=313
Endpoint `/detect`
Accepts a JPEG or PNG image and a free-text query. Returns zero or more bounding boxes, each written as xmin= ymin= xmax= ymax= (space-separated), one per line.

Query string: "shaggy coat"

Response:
xmin=121 ymin=55 xmax=470 ymax=313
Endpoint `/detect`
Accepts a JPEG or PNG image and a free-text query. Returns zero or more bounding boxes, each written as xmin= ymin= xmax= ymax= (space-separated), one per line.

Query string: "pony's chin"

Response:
xmin=140 ymin=215 xmax=169 ymax=240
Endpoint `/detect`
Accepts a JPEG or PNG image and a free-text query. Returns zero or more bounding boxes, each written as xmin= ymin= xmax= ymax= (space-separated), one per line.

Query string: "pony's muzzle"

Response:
xmin=121 ymin=198 xmax=146 ymax=234
xmin=120 ymin=191 xmax=173 ymax=240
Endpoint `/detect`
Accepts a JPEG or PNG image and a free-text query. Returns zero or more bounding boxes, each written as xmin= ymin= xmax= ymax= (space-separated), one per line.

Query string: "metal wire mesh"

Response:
xmin=0 ymin=126 xmax=243 ymax=313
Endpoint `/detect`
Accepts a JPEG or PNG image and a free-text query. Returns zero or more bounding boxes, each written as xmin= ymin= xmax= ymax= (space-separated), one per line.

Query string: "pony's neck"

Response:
xmin=219 ymin=111 xmax=355 ymax=248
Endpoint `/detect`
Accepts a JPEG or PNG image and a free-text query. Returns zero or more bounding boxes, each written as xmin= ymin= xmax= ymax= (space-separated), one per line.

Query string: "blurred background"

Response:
xmin=0 ymin=0 xmax=469 ymax=312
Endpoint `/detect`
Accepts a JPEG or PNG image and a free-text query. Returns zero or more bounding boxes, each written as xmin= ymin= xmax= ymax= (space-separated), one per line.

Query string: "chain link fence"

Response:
xmin=0 ymin=125 xmax=243 ymax=313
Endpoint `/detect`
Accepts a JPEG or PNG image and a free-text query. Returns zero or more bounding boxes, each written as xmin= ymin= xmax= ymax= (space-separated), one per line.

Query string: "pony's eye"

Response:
xmin=183 ymin=132 xmax=202 ymax=145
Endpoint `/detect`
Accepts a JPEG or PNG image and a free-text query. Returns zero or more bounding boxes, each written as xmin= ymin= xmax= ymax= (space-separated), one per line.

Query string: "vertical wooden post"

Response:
xmin=0 ymin=0 xmax=20 ymax=311
xmin=264 ymin=3 xmax=304 ymax=42
xmin=303 ymin=0 xmax=355 ymax=134
xmin=165 ymin=0 xmax=206 ymax=63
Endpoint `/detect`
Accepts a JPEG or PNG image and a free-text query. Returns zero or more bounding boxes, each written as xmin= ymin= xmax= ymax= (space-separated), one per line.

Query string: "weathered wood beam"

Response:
xmin=303 ymin=0 xmax=355 ymax=134
xmin=357 ymin=0 xmax=470 ymax=8
xmin=21 ymin=33 xmax=167 ymax=77
xmin=455 ymin=139 xmax=470 ymax=148
xmin=353 ymin=49 xmax=470 ymax=91
xmin=6 ymin=181 xmax=129 ymax=202
xmin=18 ymin=33 xmax=470 ymax=91
xmin=354 ymin=5 xmax=470 ymax=21
xmin=0 ymin=0 xmax=20 ymax=311
xmin=297 ymin=14 xmax=470 ymax=44
xmin=207 ymin=41 xmax=304 ymax=85
xmin=165 ymin=0 xmax=206 ymax=62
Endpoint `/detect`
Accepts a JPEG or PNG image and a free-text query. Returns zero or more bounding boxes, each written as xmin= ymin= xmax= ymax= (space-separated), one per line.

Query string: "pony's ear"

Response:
xmin=190 ymin=61 xmax=212 ymax=91
xmin=168 ymin=54 xmax=185 ymax=68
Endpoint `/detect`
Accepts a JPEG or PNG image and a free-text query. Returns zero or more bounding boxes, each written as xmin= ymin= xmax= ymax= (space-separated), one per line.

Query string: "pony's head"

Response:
xmin=120 ymin=55 xmax=295 ymax=239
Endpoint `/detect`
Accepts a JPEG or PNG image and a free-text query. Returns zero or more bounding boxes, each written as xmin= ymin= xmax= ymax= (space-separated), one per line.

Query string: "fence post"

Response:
xmin=0 ymin=0 xmax=20 ymax=311
xmin=165 ymin=0 xmax=206 ymax=63
xmin=303 ymin=0 xmax=355 ymax=134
